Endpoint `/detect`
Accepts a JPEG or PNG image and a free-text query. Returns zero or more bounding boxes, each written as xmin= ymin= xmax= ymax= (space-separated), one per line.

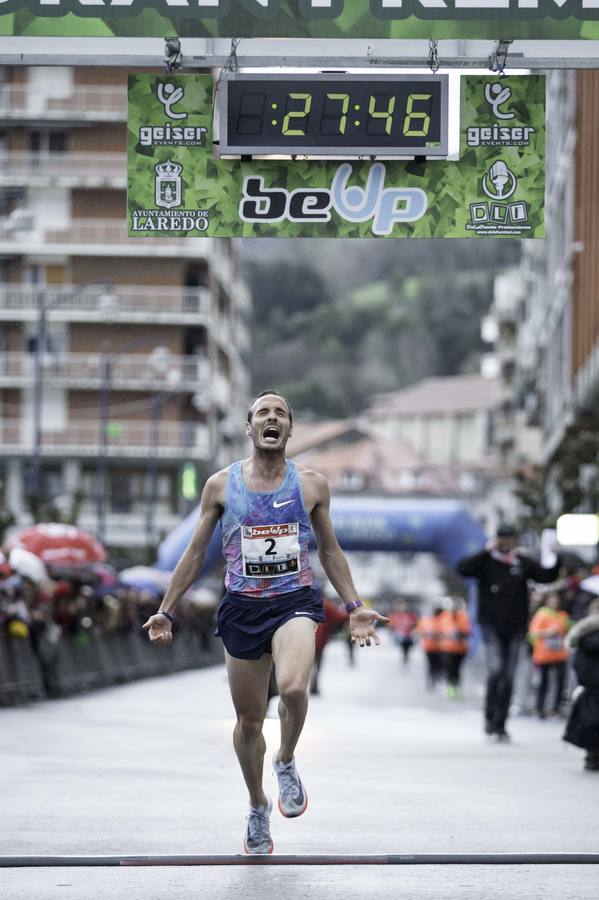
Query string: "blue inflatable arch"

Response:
xmin=156 ymin=496 xmax=486 ymax=580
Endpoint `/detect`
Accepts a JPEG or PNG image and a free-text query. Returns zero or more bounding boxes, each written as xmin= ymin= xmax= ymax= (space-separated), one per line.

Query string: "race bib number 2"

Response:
xmin=241 ymin=522 xmax=301 ymax=578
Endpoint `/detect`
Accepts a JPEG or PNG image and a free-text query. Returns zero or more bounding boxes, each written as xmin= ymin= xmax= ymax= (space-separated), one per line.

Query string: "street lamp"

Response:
xmin=29 ymin=282 xmax=117 ymax=516
xmin=95 ymin=342 xmax=112 ymax=545
xmin=94 ymin=337 xmax=170 ymax=545
xmin=145 ymin=345 xmax=172 ymax=553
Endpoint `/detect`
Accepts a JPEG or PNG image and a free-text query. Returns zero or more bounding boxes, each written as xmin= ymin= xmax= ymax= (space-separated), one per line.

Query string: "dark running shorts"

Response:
xmin=214 ymin=586 xmax=325 ymax=660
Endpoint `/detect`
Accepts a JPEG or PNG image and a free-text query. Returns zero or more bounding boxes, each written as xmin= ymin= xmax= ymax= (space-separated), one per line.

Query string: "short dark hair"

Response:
xmin=247 ymin=390 xmax=293 ymax=424
xmin=496 ymin=523 xmax=517 ymax=538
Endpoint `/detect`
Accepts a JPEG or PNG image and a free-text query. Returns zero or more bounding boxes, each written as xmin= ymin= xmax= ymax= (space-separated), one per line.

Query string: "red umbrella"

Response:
xmin=3 ymin=523 xmax=107 ymax=566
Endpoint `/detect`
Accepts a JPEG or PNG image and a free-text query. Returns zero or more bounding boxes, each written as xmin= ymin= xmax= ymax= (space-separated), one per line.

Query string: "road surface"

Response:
xmin=0 ymin=635 xmax=597 ymax=899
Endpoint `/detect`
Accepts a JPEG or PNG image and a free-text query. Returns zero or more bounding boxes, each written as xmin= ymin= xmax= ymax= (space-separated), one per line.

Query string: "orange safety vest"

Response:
xmin=528 ymin=608 xmax=570 ymax=665
xmin=417 ymin=615 xmax=442 ymax=653
xmin=438 ymin=609 xmax=470 ymax=656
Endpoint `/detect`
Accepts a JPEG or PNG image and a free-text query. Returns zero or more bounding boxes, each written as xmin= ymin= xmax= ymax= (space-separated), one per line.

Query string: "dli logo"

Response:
xmin=468 ymin=159 xmax=528 ymax=235
xmin=482 ymin=161 xmax=517 ymax=201
xmin=155 ymin=160 xmax=183 ymax=209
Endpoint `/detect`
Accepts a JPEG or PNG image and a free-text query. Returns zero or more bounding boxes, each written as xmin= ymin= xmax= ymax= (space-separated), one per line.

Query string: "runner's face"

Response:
xmin=496 ymin=535 xmax=517 ymax=553
xmin=247 ymin=395 xmax=292 ymax=451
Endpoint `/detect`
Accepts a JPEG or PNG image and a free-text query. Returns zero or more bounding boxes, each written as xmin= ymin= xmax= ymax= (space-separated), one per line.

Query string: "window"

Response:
xmin=339 ymin=470 xmax=364 ymax=490
xmin=110 ymin=471 xmax=134 ymax=513
xmin=29 ymin=130 xmax=67 ymax=154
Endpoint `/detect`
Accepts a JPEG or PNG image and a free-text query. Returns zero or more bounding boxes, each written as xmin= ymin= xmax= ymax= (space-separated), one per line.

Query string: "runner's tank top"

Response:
xmin=222 ymin=460 xmax=314 ymax=598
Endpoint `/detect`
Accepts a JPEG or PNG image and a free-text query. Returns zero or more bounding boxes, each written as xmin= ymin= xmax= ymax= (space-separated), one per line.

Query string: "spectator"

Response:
xmin=417 ymin=604 xmax=444 ymax=690
xmin=457 ymin=523 xmax=562 ymax=741
xmin=563 ymin=597 xmax=599 ymax=772
xmin=310 ymin=597 xmax=348 ymax=696
xmin=528 ymin=590 xmax=571 ymax=719
xmin=388 ymin=599 xmax=418 ymax=665
xmin=438 ymin=597 xmax=471 ymax=699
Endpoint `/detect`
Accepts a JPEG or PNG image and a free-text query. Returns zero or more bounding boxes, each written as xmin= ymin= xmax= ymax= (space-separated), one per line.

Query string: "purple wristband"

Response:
xmin=345 ymin=600 xmax=364 ymax=614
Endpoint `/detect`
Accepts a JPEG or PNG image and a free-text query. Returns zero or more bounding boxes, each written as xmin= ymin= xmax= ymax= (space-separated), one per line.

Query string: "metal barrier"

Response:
xmin=0 ymin=628 xmax=223 ymax=706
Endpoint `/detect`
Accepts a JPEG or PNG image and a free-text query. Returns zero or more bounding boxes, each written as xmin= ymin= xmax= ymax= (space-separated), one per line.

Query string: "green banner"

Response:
xmin=127 ymin=73 xmax=545 ymax=239
xmin=3 ymin=1 xmax=599 ymax=38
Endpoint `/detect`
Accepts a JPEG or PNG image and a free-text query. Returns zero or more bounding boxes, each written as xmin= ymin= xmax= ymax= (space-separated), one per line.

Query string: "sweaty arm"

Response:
xmin=307 ymin=473 xmax=389 ymax=646
xmin=142 ymin=471 xmax=224 ymax=644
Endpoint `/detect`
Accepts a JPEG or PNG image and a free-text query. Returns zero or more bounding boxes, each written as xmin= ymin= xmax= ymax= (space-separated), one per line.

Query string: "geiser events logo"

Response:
xmin=466 ymin=82 xmax=536 ymax=149
xmin=137 ymin=81 xmax=208 ymax=147
xmin=239 ymin=163 xmax=428 ymax=236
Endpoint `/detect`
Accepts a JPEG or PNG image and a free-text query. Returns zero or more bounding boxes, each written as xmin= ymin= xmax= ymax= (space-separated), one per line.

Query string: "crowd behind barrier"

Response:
xmin=0 ymin=563 xmax=222 ymax=706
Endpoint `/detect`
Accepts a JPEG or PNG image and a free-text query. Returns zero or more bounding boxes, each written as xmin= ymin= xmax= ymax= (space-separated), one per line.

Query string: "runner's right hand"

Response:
xmin=142 ymin=615 xmax=173 ymax=645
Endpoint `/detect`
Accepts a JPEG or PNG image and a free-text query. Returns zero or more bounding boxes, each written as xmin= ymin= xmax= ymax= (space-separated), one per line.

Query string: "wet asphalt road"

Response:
xmin=1 ymin=636 xmax=597 ymax=899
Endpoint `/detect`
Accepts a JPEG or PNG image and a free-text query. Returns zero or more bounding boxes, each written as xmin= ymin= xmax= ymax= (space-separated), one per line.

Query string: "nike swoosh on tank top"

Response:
xmin=222 ymin=460 xmax=314 ymax=598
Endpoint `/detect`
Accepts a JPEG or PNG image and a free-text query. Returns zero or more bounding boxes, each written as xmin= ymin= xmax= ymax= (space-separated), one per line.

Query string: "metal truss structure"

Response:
xmin=0 ymin=38 xmax=598 ymax=71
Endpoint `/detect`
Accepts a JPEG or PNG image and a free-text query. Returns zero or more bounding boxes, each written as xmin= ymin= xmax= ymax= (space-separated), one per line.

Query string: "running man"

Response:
xmin=143 ymin=391 xmax=389 ymax=854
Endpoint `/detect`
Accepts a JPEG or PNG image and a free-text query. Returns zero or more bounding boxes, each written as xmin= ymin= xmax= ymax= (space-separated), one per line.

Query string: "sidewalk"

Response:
xmin=0 ymin=635 xmax=597 ymax=899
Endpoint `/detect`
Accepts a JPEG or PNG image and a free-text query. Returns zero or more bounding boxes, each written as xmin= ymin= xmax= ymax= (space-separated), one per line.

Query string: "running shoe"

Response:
xmin=495 ymin=727 xmax=511 ymax=743
xmin=273 ymin=754 xmax=308 ymax=818
xmin=243 ymin=799 xmax=273 ymax=855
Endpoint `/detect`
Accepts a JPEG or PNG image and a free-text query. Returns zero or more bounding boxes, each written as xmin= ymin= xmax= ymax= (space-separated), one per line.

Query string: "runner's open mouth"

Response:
xmin=263 ymin=426 xmax=280 ymax=439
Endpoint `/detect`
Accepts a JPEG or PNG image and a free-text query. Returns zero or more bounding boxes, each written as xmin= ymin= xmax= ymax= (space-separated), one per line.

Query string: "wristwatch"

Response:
xmin=345 ymin=600 xmax=364 ymax=614
xmin=157 ymin=609 xmax=175 ymax=624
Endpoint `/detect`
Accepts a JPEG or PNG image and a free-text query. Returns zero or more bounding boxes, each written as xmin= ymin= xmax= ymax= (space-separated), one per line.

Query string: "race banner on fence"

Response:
xmin=127 ymin=73 xmax=545 ymax=239
xmin=2 ymin=1 xmax=599 ymax=39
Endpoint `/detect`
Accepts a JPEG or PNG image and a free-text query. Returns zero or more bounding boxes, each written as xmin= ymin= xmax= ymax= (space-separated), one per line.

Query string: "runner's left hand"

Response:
xmin=142 ymin=614 xmax=173 ymax=645
xmin=349 ymin=608 xmax=390 ymax=647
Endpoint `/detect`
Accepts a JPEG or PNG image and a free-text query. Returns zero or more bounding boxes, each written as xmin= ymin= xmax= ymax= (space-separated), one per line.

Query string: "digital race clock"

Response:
xmin=219 ymin=73 xmax=449 ymax=158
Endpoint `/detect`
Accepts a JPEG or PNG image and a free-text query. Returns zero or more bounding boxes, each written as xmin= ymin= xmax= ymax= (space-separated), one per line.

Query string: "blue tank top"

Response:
xmin=222 ymin=460 xmax=314 ymax=598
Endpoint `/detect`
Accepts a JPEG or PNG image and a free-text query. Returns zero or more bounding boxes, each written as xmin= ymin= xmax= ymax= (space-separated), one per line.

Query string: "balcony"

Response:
xmin=0 ymin=84 xmax=127 ymax=122
xmin=0 ymin=152 xmax=126 ymax=189
xmin=212 ymin=371 xmax=232 ymax=408
xmin=0 ymin=352 xmax=210 ymax=392
xmin=0 ymin=218 xmax=217 ymax=259
xmin=76 ymin=509 xmax=185 ymax=550
xmin=0 ymin=284 xmax=214 ymax=326
xmin=0 ymin=419 xmax=212 ymax=461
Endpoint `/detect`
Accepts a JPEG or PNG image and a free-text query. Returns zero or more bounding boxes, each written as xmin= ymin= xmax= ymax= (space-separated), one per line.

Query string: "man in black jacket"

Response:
xmin=457 ymin=524 xmax=561 ymax=741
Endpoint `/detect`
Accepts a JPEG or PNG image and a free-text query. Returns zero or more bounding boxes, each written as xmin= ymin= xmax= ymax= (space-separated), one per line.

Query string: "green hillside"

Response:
xmin=243 ymin=239 xmax=519 ymax=417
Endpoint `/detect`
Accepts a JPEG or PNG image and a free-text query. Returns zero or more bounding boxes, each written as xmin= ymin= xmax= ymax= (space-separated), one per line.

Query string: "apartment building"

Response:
xmin=366 ymin=374 xmax=497 ymax=468
xmin=481 ymin=268 xmax=543 ymax=468
xmin=0 ymin=65 xmax=251 ymax=551
xmin=365 ymin=374 xmax=512 ymax=532
xmin=517 ymin=70 xmax=599 ymax=515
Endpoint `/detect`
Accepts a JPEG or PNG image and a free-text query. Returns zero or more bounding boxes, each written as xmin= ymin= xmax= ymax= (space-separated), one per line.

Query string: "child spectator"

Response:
xmin=388 ymin=598 xmax=418 ymax=665
xmin=438 ymin=597 xmax=470 ymax=699
xmin=310 ymin=597 xmax=348 ymax=696
xmin=528 ymin=590 xmax=571 ymax=719
xmin=417 ymin=604 xmax=444 ymax=689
